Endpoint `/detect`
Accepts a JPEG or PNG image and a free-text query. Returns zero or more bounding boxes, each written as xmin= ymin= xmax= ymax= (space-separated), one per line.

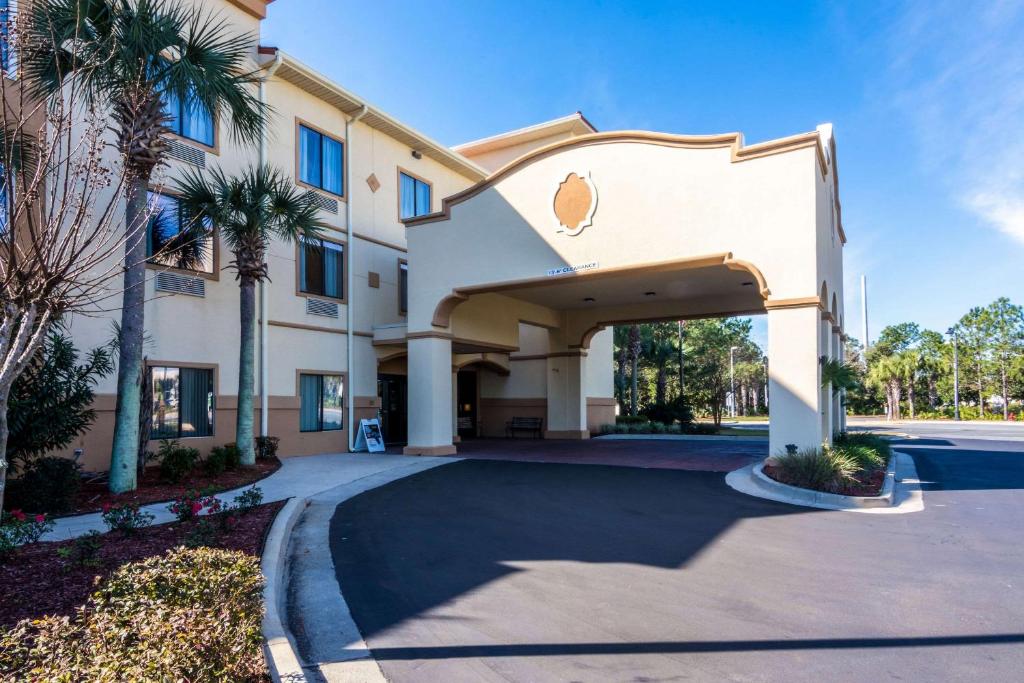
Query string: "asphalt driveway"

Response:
xmin=330 ymin=436 xmax=1024 ymax=682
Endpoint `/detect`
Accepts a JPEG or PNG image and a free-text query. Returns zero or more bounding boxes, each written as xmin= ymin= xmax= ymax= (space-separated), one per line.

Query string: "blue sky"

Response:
xmin=262 ymin=1 xmax=1024 ymax=351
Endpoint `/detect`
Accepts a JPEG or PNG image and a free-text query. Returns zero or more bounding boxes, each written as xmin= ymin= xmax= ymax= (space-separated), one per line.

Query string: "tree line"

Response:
xmin=612 ymin=319 xmax=766 ymax=425
xmin=847 ymin=297 xmax=1024 ymax=420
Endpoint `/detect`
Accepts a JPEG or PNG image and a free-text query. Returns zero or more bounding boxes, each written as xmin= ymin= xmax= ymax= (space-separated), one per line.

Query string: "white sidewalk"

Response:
xmin=43 ymin=453 xmax=436 ymax=542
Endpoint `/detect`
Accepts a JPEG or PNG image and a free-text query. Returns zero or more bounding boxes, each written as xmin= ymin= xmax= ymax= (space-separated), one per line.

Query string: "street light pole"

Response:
xmin=947 ymin=327 xmax=960 ymax=421
xmin=730 ymin=346 xmax=739 ymax=418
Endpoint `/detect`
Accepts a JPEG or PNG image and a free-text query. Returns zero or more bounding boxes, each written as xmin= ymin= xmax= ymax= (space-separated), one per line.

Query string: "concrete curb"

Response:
xmin=594 ymin=433 xmax=768 ymax=442
xmin=261 ymin=496 xmax=309 ymax=683
xmin=725 ymin=451 xmax=924 ymax=514
xmin=261 ymin=457 xmax=456 ymax=683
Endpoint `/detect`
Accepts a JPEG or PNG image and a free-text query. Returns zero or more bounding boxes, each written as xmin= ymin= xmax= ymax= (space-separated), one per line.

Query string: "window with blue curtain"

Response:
xmin=298 ymin=124 xmax=344 ymax=196
xmin=399 ymin=172 xmax=431 ymax=219
xmin=299 ymin=237 xmax=344 ymax=299
xmin=300 ymin=373 xmax=344 ymax=432
xmin=164 ymin=90 xmax=215 ymax=147
xmin=0 ymin=0 xmax=11 ymax=73
xmin=399 ymin=261 xmax=408 ymax=314
xmin=145 ymin=191 xmax=214 ymax=273
xmin=151 ymin=366 xmax=214 ymax=439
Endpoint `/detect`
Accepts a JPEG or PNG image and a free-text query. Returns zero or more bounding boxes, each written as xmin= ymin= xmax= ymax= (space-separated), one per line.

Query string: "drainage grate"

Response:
xmin=306 ymin=297 xmax=339 ymax=318
xmin=155 ymin=271 xmax=205 ymax=297
xmin=166 ymin=139 xmax=206 ymax=168
xmin=305 ymin=190 xmax=339 ymax=214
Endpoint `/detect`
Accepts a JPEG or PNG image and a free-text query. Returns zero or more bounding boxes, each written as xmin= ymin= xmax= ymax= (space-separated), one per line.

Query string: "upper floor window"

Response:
xmin=298 ymin=123 xmax=344 ymax=196
xmin=151 ymin=365 xmax=215 ymax=439
xmin=399 ymin=171 xmax=431 ymax=219
xmin=298 ymin=237 xmax=344 ymax=300
xmin=164 ymin=90 xmax=215 ymax=148
xmin=146 ymin=191 xmax=214 ymax=274
xmin=398 ymin=260 xmax=408 ymax=314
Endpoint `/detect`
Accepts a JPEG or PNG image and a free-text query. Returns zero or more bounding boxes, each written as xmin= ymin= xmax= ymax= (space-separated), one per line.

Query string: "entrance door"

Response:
xmin=377 ymin=374 xmax=408 ymax=445
xmin=457 ymin=370 xmax=478 ymax=439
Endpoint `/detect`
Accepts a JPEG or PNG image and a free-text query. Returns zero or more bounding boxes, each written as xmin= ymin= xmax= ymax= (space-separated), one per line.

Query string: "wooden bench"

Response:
xmin=505 ymin=416 xmax=543 ymax=439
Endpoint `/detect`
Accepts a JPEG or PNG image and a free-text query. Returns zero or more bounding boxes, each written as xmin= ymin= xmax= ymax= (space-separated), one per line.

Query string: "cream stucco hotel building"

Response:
xmin=64 ymin=0 xmax=846 ymax=471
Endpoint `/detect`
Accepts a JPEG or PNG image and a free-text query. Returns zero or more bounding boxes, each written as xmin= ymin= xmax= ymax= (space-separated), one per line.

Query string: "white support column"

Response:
xmin=545 ymin=350 xmax=589 ymax=439
xmin=452 ymin=369 xmax=461 ymax=444
xmin=820 ymin=316 xmax=834 ymax=444
xmin=768 ymin=305 xmax=824 ymax=455
xmin=404 ymin=336 xmax=457 ymax=455
xmin=832 ymin=327 xmax=844 ymax=434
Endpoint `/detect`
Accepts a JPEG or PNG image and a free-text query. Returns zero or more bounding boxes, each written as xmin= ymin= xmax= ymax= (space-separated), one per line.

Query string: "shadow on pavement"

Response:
xmin=367 ymin=633 xmax=1024 ymax=660
xmin=331 ymin=459 xmax=810 ymax=641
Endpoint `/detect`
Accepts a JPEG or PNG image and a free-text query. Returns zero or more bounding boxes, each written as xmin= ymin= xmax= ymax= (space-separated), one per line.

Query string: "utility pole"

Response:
xmin=947 ymin=326 xmax=960 ymax=421
xmin=860 ymin=275 xmax=869 ymax=357
xmin=730 ymin=346 xmax=739 ymax=418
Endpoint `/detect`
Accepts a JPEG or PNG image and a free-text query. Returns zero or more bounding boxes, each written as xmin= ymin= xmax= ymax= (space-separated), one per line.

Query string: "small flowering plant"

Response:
xmin=0 ymin=510 xmax=56 ymax=560
xmin=168 ymin=490 xmax=222 ymax=523
xmin=101 ymin=503 xmax=155 ymax=536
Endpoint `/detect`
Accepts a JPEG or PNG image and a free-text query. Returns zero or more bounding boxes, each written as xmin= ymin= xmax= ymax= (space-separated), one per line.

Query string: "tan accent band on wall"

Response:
xmin=821 ymin=311 xmax=836 ymax=324
xmin=228 ymin=0 xmax=271 ymax=19
xmin=268 ymin=320 xmax=346 ymax=335
xmin=832 ymin=325 xmax=843 ymax=334
xmin=431 ymin=252 xmax=770 ymax=328
xmin=763 ymin=297 xmax=823 ymax=311
xmin=354 ymin=231 xmax=407 ymax=253
xmin=405 ymin=130 xmax=829 ymax=228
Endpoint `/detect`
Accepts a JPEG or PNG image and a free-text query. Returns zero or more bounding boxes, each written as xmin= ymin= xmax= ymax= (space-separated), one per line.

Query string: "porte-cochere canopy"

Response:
xmin=398 ymin=126 xmax=846 ymax=456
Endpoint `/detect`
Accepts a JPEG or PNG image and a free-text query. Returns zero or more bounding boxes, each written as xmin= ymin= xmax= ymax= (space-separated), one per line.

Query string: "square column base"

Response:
xmin=403 ymin=444 xmax=458 ymax=456
xmin=544 ymin=429 xmax=591 ymax=440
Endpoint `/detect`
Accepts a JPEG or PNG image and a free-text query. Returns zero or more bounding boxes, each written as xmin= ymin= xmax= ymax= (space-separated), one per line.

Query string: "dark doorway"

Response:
xmin=377 ymin=374 xmax=408 ymax=445
xmin=457 ymin=370 xmax=478 ymax=439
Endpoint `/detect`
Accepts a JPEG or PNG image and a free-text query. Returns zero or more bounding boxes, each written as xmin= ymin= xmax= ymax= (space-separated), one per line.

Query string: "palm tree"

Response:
xmin=175 ymin=165 xmax=322 ymax=465
xmin=628 ymin=324 xmax=642 ymax=416
xmin=21 ymin=0 xmax=266 ymax=491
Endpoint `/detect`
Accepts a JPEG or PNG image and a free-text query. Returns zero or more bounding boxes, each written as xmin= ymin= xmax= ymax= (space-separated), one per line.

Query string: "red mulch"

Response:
xmin=67 ymin=458 xmax=281 ymax=515
xmin=0 ymin=500 xmax=285 ymax=629
xmin=763 ymin=464 xmax=887 ymax=497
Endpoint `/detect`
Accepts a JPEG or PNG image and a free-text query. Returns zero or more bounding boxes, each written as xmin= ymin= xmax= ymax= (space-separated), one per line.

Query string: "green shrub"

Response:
xmin=232 ymin=486 xmax=264 ymax=515
xmin=203 ymin=446 xmax=228 ymax=476
xmin=255 ymin=436 xmax=280 ymax=460
xmin=833 ymin=443 xmax=884 ymax=472
xmin=10 ymin=456 xmax=81 ymax=514
xmin=221 ymin=442 xmax=242 ymax=470
xmin=56 ymin=530 xmax=103 ymax=570
xmin=101 ymin=503 xmax=154 ymax=536
xmin=834 ymin=432 xmax=891 ymax=464
xmin=0 ymin=547 xmax=266 ymax=681
xmin=643 ymin=397 xmax=694 ymax=426
xmin=0 ymin=511 xmax=55 ymax=561
xmin=615 ymin=415 xmax=648 ymax=425
xmin=767 ymin=447 xmax=859 ymax=493
xmin=157 ymin=440 xmax=199 ymax=483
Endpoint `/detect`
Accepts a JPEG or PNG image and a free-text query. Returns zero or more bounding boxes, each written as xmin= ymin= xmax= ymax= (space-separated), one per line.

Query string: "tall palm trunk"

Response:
xmin=236 ymin=274 xmax=257 ymax=465
xmin=109 ymin=176 xmax=150 ymax=493
xmin=907 ymin=380 xmax=916 ymax=420
xmin=0 ymin=386 xmax=11 ymax=512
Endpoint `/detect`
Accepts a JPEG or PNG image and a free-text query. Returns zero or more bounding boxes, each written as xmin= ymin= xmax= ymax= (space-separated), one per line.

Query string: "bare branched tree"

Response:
xmin=0 ymin=17 xmax=137 ymax=511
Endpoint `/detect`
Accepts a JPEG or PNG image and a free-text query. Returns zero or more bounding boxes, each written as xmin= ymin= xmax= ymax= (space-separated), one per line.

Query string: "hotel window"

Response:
xmin=164 ymin=90 xmax=215 ymax=148
xmin=399 ymin=171 xmax=431 ymax=219
xmin=298 ymin=123 xmax=344 ymax=196
xmin=0 ymin=1 xmax=11 ymax=73
xmin=146 ymin=191 xmax=214 ymax=273
xmin=398 ymin=260 xmax=408 ymax=314
xmin=298 ymin=237 xmax=344 ymax=300
xmin=151 ymin=366 xmax=215 ymax=439
xmin=299 ymin=373 xmax=343 ymax=432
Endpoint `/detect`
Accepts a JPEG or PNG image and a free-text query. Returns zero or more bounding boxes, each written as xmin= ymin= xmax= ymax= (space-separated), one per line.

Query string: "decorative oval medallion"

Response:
xmin=553 ymin=172 xmax=598 ymax=236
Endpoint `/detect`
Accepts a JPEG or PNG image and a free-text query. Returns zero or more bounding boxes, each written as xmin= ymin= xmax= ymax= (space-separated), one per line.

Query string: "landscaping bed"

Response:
xmin=0 ymin=499 xmax=284 ymax=629
xmin=762 ymin=432 xmax=892 ymax=497
xmin=68 ymin=456 xmax=280 ymax=515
